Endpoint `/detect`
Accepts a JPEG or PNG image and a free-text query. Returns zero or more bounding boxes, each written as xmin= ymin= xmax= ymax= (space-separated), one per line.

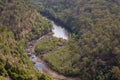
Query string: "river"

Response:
xmin=26 ymin=19 xmax=80 ymax=80
xmin=52 ymin=21 xmax=69 ymax=39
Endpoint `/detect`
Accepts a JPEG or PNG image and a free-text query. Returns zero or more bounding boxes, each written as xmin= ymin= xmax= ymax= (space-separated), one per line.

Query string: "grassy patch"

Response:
xmin=45 ymin=46 xmax=80 ymax=76
xmin=35 ymin=38 xmax=66 ymax=55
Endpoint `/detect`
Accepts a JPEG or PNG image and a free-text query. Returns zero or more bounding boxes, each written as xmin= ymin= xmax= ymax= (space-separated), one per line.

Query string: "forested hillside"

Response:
xmin=32 ymin=0 xmax=120 ymax=80
xmin=0 ymin=0 xmax=52 ymax=80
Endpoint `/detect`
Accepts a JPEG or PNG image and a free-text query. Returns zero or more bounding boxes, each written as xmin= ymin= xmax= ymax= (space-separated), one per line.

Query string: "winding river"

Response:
xmin=26 ymin=19 xmax=80 ymax=80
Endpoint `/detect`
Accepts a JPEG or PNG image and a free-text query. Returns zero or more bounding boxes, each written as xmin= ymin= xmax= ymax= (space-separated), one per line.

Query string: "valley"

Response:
xmin=26 ymin=18 xmax=80 ymax=80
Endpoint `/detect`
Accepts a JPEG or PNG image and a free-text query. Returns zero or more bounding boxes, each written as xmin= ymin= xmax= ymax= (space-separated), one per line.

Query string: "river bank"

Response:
xmin=26 ymin=33 xmax=80 ymax=80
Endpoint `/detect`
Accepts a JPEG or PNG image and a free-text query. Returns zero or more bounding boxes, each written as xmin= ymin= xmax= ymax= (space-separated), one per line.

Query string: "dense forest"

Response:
xmin=32 ymin=0 xmax=120 ymax=80
xmin=0 ymin=0 xmax=120 ymax=80
xmin=0 ymin=0 xmax=52 ymax=80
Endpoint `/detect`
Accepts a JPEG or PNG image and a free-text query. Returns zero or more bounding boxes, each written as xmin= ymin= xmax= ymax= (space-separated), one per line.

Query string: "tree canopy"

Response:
xmin=32 ymin=0 xmax=120 ymax=80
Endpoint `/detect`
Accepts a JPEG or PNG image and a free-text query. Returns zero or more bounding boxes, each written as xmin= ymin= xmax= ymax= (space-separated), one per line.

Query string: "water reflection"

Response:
xmin=52 ymin=21 xmax=69 ymax=39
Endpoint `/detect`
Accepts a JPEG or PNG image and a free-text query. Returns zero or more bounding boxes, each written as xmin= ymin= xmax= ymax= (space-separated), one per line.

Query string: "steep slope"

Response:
xmin=0 ymin=0 xmax=52 ymax=40
xmin=0 ymin=0 xmax=52 ymax=80
xmin=32 ymin=0 xmax=120 ymax=80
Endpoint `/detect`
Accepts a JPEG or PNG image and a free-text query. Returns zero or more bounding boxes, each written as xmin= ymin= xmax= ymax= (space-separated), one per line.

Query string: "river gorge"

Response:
xmin=26 ymin=18 xmax=80 ymax=80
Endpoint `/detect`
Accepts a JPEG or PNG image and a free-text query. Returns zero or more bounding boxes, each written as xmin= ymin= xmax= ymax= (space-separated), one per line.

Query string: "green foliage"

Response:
xmin=39 ymin=74 xmax=52 ymax=80
xmin=0 ymin=0 xmax=52 ymax=40
xmin=0 ymin=76 xmax=6 ymax=80
xmin=26 ymin=15 xmax=52 ymax=40
xmin=33 ymin=0 xmax=120 ymax=80
xmin=35 ymin=38 xmax=65 ymax=55
xmin=0 ymin=0 xmax=53 ymax=79
xmin=0 ymin=65 xmax=8 ymax=77
xmin=45 ymin=46 xmax=80 ymax=76
xmin=112 ymin=66 xmax=120 ymax=80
